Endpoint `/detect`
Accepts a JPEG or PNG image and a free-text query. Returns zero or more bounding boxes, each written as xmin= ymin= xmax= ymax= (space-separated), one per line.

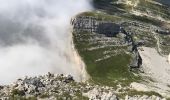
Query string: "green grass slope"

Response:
xmin=73 ymin=31 xmax=141 ymax=87
xmin=73 ymin=0 xmax=170 ymax=93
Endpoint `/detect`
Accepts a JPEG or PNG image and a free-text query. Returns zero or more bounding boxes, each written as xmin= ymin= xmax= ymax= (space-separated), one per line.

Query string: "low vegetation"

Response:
xmin=73 ymin=31 xmax=141 ymax=87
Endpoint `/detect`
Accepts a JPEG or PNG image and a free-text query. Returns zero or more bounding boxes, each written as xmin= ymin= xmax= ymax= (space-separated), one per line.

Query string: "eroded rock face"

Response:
xmin=72 ymin=16 xmax=121 ymax=37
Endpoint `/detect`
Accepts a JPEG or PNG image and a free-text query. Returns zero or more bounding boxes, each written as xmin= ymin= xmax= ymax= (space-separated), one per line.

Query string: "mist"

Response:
xmin=0 ymin=0 xmax=92 ymax=85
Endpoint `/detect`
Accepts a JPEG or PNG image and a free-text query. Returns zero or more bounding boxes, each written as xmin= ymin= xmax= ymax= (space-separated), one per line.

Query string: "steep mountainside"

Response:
xmin=73 ymin=0 xmax=170 ymax=98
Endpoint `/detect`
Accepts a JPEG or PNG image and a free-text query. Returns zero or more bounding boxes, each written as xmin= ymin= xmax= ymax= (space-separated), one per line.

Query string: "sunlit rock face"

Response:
xmin=168 ymin=54 xmax=170 ymax=64
xmin=0 ymin=0 xmax=92 ymax=85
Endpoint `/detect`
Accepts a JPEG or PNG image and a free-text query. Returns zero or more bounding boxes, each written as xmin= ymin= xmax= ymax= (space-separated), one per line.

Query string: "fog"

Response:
xmin=0 ymin=0 xmax=92 ymax=84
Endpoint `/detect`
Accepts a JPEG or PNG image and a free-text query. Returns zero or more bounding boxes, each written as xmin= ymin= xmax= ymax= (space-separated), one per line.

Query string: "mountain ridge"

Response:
xmin=72 ymin=0 xmax=170 ymax=98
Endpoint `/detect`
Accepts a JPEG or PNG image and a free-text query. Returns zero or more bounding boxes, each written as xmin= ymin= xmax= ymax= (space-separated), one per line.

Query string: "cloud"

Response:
xmin=0 ymin=0 xmax=92 ymax=85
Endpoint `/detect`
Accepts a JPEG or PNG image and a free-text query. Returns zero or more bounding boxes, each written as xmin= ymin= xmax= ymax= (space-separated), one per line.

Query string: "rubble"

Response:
xmin=0 ymin=73 xmax=166 ymax=100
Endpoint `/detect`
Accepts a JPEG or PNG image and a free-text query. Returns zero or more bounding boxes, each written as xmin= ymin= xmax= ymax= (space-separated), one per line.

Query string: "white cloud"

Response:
xmin=0 ymin=0 xmax=92 ymax=85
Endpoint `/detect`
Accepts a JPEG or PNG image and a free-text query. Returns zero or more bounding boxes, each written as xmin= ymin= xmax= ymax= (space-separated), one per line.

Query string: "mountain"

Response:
xmin=0 ymin=0 xmax=170 ymax=99
xmin=72 ymin=0 xmax=170 ymax=98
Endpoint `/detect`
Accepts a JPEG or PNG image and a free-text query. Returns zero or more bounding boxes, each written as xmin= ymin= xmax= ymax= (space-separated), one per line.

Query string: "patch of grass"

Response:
xmin=79 ymin=12 xmax=122 ymax=22
xmin=39 ymin=93 xmax=49 ymax=98
xmin=160 ymin=45 xmax=170 ymax=55
xmin=122 ymin=14 xmax=162 ymax=26
xmin=135 ymin=31 xmax=157 ymax=47
xmin=26 ymin=97 xmax=37 ymax=100
xmin=9 ymin=95 xmax=37 ymax=100
xmin=75 ymin=93 xmax=89 ymax=100
xmin=10 ymin=89 xmax=37 ymax=100
xmin=11 ymin=89 xmax=25 ymax=97
xmin=55 ymin=92 xmax=73 ymax=100
xmin=62 ymin=92 xmax=72 ymax=99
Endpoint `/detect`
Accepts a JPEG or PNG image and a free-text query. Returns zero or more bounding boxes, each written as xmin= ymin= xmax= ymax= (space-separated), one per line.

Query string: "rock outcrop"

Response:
xmin=0 ymin=73 xmax=118 ymax=100
xmin=0 ymin=73 xmax=165 ymax=100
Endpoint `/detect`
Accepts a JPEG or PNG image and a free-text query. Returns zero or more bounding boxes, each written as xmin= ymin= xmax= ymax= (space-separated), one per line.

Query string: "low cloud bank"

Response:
xmin=0 ymin=0 xmax=92 ymax=84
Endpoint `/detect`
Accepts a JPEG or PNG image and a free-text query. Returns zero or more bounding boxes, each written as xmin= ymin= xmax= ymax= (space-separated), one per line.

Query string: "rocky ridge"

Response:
xmin=0 ymin=73 xmax=166 ymax=100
